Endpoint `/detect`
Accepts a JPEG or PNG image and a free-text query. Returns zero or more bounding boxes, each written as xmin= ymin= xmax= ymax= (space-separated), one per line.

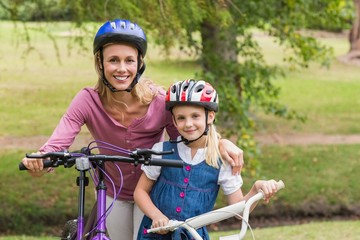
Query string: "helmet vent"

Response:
xmin=111 ymin=22 xmax=116 ymax=29
xmin=130 ymin=23 xmax=135 ymax=30
xmin=195 ymin=85 xmax=204 ymax=92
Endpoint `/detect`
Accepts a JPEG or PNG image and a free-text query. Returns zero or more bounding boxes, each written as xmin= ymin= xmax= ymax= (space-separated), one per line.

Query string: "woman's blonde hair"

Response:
xmin=93 ymin=51 xmax=159 ymax=121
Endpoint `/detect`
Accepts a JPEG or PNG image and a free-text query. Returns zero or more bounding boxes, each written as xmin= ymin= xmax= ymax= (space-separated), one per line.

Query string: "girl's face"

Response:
xmin=172 ymin=105 xmax=215 ymax=144
xmin=102 ymin=44 xmax=139 ymax=91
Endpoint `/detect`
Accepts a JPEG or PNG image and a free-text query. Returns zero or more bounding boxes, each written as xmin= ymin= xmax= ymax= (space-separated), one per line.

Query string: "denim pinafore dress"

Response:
xmin=137 ymin=142 xmax=220 ymax=240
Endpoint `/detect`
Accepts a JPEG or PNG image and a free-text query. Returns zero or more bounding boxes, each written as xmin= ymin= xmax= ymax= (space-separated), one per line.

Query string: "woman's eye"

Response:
xmin=126 ymin=58 xmax=136 ymax=63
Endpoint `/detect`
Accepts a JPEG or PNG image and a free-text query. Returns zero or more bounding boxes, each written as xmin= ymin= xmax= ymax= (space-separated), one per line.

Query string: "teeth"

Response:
xmin=115 ymin=76 xmax=127 ymax=81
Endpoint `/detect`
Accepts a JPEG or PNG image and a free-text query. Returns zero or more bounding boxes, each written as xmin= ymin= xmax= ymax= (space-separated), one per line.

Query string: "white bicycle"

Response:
xmin=145 ymin=180 xmax=285 ymax=240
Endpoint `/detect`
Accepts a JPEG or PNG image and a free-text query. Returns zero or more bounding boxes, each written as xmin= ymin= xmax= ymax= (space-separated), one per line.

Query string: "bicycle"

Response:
xmin=19 ymin=140 xmax=184 ymax=240
xmin=144 ymin=180 xmax=285 ymax=240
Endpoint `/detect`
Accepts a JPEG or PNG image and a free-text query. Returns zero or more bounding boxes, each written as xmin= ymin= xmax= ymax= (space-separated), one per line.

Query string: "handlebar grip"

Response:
xmin=276 ymin=180 xmax=285 ymax=191
xmin=19 ymin=160 xmax=54 ymax=171
xmin=149 ymin=159 xmax=183 ymax=168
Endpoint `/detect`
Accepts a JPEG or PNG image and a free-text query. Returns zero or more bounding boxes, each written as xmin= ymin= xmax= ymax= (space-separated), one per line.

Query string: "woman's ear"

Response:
xmin=97 ymin=55 xmax=103 ymax=69
xmin=207 ymin=111 xmax=215 ymax=124
xmin=139 ymin=57 xmax=144 ymax=69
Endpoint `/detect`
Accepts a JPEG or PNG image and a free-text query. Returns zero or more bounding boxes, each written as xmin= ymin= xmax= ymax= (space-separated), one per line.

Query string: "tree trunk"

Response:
xmin=200 ymin=21 xmax=242 ymax=97
xmin=349 ymin=0 xmax=360 ymax=51
xmin=339 ymin=0 xmax=360 ymax=64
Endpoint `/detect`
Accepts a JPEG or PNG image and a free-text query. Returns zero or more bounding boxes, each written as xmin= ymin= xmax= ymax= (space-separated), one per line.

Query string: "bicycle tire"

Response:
xmin=61 ymin=219 xmax=77 ymax=240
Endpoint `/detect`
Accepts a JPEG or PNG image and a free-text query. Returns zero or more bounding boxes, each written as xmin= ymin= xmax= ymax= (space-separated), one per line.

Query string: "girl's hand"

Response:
xmin=255 ymin=179 xmax=278 ymax=203
xmin=151 ymin=214 xmax=170 ymax=235
xmin=219 ymin=139 xmax=244 ymax=175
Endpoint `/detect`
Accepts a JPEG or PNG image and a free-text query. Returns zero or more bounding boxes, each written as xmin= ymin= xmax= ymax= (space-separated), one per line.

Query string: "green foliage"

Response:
xmin=0 ymin=0 xmax=72 ymax=21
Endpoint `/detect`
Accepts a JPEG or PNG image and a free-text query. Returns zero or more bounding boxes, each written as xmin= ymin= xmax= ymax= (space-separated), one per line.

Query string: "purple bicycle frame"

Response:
xmin=76 ymin=160 xmax=110 ymax=240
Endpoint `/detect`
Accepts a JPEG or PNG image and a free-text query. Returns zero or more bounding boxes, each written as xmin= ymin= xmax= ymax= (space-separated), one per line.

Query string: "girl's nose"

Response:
xmin=185 ymin=118 xmax=192 ymax=127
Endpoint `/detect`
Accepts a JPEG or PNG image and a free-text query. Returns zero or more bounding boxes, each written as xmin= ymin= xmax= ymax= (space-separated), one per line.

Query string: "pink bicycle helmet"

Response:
xmin=165 ymin=79 xmax=218 ymax=112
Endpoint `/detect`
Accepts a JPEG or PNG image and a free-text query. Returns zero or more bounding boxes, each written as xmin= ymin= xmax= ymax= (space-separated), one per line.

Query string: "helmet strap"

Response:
xmin=125 ymin=57 xmax=146 ymax=92
xmin=99 ymin=50 xmax=119 ymax=93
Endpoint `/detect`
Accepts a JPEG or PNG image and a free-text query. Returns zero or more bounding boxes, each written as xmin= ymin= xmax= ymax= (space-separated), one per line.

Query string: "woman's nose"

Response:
xmin=116 ymin=62 xmax=126 ymax=72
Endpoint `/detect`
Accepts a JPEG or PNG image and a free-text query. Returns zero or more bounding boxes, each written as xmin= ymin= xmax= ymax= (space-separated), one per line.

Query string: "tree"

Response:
xmin=339 ymin=0 xmax=360 ymax=64
xmin=1 ymin=0 xmax=350 ymax=171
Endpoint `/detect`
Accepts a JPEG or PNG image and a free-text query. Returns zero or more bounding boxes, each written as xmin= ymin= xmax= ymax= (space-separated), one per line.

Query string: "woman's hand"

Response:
xmin=219 ymin=139 xmax=244 ymax=175
xmin=21 ymin=152 xmax=47 ymax=177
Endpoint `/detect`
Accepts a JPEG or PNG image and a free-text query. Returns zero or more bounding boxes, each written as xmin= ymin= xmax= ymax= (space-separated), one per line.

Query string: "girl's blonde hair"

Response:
xmin=205 ymin=118 xmax=225 ymax=169
xmin=93 ymin=51 xmax=159 ymax=121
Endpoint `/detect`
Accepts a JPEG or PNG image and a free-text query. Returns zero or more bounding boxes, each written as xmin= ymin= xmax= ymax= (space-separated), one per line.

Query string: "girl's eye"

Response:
xmin=176 ymin=116 xmax=185 ymax=121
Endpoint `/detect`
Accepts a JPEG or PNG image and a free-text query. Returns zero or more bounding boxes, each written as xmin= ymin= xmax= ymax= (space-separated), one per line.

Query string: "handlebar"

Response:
xmin=238 ymin=180 xmax=285 ymax=239
xmin=19 ymin=147 xmax=184 ymax=171
xmin=145 ymin=180 xmax=285 ymax=240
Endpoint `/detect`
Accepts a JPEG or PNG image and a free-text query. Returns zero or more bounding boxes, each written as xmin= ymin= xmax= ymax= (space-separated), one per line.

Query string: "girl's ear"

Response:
xmin=207 ymin=111 xmax=215 ymax=124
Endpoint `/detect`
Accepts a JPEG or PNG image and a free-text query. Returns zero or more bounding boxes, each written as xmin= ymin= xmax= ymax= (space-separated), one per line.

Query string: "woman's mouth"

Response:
xmin=114 ymin=76 xmax=129 ymax=81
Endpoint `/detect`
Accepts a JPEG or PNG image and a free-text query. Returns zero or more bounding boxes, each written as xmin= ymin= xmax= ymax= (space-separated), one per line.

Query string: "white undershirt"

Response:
xmin=141 ymin=137 xmax=243 ymax=195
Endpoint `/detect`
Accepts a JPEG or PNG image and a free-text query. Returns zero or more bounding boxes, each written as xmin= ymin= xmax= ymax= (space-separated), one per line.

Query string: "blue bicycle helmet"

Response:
xmin=93 ymin=19 xmax=147 ymax=92
xmin=93 ymin=19 xmax=147 ymax=56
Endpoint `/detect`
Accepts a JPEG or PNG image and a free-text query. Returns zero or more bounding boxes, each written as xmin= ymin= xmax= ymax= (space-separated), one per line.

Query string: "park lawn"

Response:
xmin=1 ymin=220 xmax=359 ymax=240
xmin=210 ymin=220 xmax=360 ymax=240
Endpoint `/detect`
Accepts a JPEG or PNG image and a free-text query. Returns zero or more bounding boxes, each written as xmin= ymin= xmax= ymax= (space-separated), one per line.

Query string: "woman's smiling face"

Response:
xmin=102 ymin=44 xmax=139 ymax=91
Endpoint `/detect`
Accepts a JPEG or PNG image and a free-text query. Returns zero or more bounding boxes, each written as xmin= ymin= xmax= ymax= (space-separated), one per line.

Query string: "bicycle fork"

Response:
xmin=75 ymin=157 xmax=110 ymax=240
xmin=92 ymin=163 xmax=110 ymax=240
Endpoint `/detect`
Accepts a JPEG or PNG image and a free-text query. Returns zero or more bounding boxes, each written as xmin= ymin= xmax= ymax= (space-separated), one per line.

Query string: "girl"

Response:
xmin=134 ymin=79 xmax=278 ymax=239
xmin=21 ymin=20 xmax=244 ymax=240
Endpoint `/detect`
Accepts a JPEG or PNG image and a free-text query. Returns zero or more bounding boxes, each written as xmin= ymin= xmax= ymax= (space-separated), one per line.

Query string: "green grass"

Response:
xmin=1 ymin=220 xmax=359 ymax=240
xmin=210 ymin=220 xmax=360 ymax=240
xmin=256 ymin=61 xmax=360 ymax=135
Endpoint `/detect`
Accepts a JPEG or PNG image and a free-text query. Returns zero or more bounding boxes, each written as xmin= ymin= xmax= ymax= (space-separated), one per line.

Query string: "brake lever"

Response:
xmin=132 ymin=148 xmax=174 ymax=157
xmin=130 ymin=149 xmax=174 ymax=166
